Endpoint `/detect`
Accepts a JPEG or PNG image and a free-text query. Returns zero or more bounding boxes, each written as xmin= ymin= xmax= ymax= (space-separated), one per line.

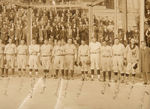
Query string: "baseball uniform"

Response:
xmin=29 ymin=44 xmax=40 ymax=70
xmin=64 ymin=44 xmax=76 ymax=70
xmin=4 ymin=43 xmax=16 ymax=69
xmin=125 ymin=45 xmax=139 ymax=74
xmin=89 ymin=42 xmax=101 ymax=70
xmin=53 ymin=45 xmax=65 ymax=70
xmin=112 ymin=43 xmax=125 ymax=73
xmin=40 ymin=44 xmax=53 ymax=70
xmin=101 ymin=45 xmax=112 ymax=72
xmin=78 ymin=44 xmax=89 ymax=72
xmin=0 ymin=44 xmax=5 ymax=69
xmin=17 ymin=45 xmax=28 ymax=70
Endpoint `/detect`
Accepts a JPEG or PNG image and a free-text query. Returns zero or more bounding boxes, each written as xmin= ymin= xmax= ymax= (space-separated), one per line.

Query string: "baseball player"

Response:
xmin=17 ymin=40 xmax=28 ymax=76
xmin=0 ymin=39 xmax=5 ymax=77
xmin=112 ymin=38 xmax=125 ymax=83
xmin=78 ymin=39 xmax=90 ymax=81
xmin=4 ymin=38 xmax=17 ymax=76
xmin=29 ymin=39 xmax=40 ymax=76
xmin=89 ymin=37 xmax=101 ymax=81
xmin=40 ymin=39 xmax=53 ymax=77
xmin=52 ymin=40 xmax=65 ymax=78
xmin=49 ymin=38 xmax=54 ymax=76
xmin=64 ymin=38 xmax=77 ymax=79
xmin=101 ymin=41 xmax=112 ymax=82
xmin=125 ymin=38 xmax=139 ymax=84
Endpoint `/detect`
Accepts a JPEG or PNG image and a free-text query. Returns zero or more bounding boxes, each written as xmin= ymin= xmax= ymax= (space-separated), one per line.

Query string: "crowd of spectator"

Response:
xmin=0 ymin=0 xmax=140 ymax=46
xmin=0 ymin=1 xmax=29 ymax=45
xmin=145 ymin=0 xmax=150 ymax=47
xmin=93 ymin=15 xmax=140 ymax=46
xmin=31 ymin=7 xmax=89 ymax=44
xmin=93 ymin=16 xmax=115 ymax=45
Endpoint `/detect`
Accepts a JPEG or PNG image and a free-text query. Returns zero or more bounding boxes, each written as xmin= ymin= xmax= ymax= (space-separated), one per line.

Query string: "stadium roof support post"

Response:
xmin=140 ymin=0 xmax=145 ymax=43
xmin=89 ymin=6 xmax=93 ymax=42
xmin=27 ymin=8 xmax=32 ymax=45
xmin=114 ymin=0 xmax=118 ymax=38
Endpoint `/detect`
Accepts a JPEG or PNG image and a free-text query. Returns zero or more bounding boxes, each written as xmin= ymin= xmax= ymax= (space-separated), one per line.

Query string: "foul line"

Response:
xmin=18 ymin=78 xmax=42 ymax=109
xmin=54 ymin=79 xmax=64 ymax=109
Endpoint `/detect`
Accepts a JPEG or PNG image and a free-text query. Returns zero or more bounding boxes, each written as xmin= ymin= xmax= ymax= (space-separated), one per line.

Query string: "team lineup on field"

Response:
xmin=0 ymin=37 xmax=149 ymax=85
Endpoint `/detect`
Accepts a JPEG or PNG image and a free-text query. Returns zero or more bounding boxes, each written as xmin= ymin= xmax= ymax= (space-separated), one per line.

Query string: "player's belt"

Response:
xmin=56 ymin=55 xmax=64 ymax=56
xmin=18 ymin=54 xmax=26 ymax=55
xmin=80 ymin=55 xmax=88 ymax=57
xmin=91 ymin=52 xmax=99 ymax=54
xmin=114 ymin=54 xmax=122 ymax=56
xmin=66 ymin=54 xmax=74 ymax=55
xmin=6 ymin=54 xmax=15 ymax=55
xmin=30 ymin=54 xmax=37 ymax=55
xmin=102 ymin=56 xmax=110 ymax=57
xmin=41 ymin=55 xmax=50 ymax=57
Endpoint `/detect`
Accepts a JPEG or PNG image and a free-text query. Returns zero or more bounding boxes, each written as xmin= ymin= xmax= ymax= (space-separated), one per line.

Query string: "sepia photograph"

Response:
xmin=0 ymin=0 xmax=149 ymax=109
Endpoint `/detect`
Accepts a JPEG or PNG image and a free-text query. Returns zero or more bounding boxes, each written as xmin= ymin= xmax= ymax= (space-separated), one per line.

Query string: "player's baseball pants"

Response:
xmin=53 ymin=56 xmax=64 ymax=70
xmin=90 ymin=54 xmax=100 ymax=70
xmin=113 ymin=56 xmax=124 ymax=73
xmin=101 ymin=56 xmax=112 ymax=72
xmin=41 ymin=56 xmax=51 ymax=70
xmin=17 ymin=55 xmax=27 ymax=69
xmin=65 ymin=55 xmax=74 ymax=70
xmin=5 ymin=54 xmax=15 ymax=69
xmin=80 ymin=56 xmax=89 ymax=71
xmin=0 ymin=54 xmax=4 ymax=68
xmin=29 ymin=55 xmax=38 ymax=69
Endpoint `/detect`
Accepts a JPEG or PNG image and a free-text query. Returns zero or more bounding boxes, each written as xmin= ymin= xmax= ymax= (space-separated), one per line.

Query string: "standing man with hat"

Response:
xmin=89 ymin=37 xmax=101 ymax=81
xmin=40 ymin=39 xmax=53 ymax=77
xmin=28 ymin=39 xmax=40 ymax=76
xmin=64 ymin=38 xmax=77 ymax=79
xmin=0 ymin=39 xmax=5 ymax=77
xmin=112 ymin=38 xmax=125 ymax=82
xmin=4 ymin=38 xmax=17 ymax=76
xmin=17 ymin=39 xmax=28 ymax=76
xmin=78 ymin=39 xmax=90 ymax=81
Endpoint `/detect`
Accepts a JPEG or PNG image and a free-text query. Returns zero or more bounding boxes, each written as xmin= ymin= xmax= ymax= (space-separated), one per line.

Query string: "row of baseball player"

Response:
xmin=0 ymin=37 xmax=149 ymax=84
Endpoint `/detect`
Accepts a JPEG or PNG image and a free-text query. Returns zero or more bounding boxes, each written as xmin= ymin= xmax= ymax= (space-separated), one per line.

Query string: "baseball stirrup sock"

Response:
xmin=91 ymin=69 xmax=94 ymax=75
xmin=12 ymin=69 xmax=15 ymax=75
xmin=71 ymin=70 xmax=74 ymax=77
xmin=97 ymin=70 xmax=100 ymax=75
xmin=61 ymin=70 xmax=64 ymax=76
xmin=132 ymin=74 xmax=136 ymax=77
xmin=103 ymin=72 xmax=106 ymax=81
xmin=56 ymin=69 xmax=59 ymax=76
xmin=126 ymin=74 xmax=129 ymax=77
xmin=121 ymin=73 xmax=125 ymax=76
xmin=5 ymin=69 xmax=8 ymax=75
xmin=108 ymin=71 xmax=111 ymax=80
xmin=114 ymin=72 xmax=118 ymax=75
xmin=65 ymin=70 xmax=68 ymax=77
xmin=1 ymin=68 xmax=4 ymax=75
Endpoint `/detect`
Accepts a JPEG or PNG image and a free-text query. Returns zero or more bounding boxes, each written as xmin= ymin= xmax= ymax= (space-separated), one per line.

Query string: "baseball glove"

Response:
xmin=78 ymin=61 xmax=82 ymax=67
xmin=133 ymin=63 xmax=138 ymax=70
xmin=86 ymin=60 xmax=91 ymax=66
xmin=74 ymin=61 xmax=78 ymax=66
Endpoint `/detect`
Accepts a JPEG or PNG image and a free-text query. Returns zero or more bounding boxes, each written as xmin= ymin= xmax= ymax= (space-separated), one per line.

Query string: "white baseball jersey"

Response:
xmin=17 ymin=45 xmax=28 ymax=55
xmin=29 ymin=44 xmax=40 ymax=55
xmin=89 ymin=42 xmax=101 ymax=54
xmin=112 ymin=43 xmax=125 ymax=56
xmin=4 ymin=44 xmax=16 ymax=55
xmin=40 ymin=44 xmax=53 ymax=56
